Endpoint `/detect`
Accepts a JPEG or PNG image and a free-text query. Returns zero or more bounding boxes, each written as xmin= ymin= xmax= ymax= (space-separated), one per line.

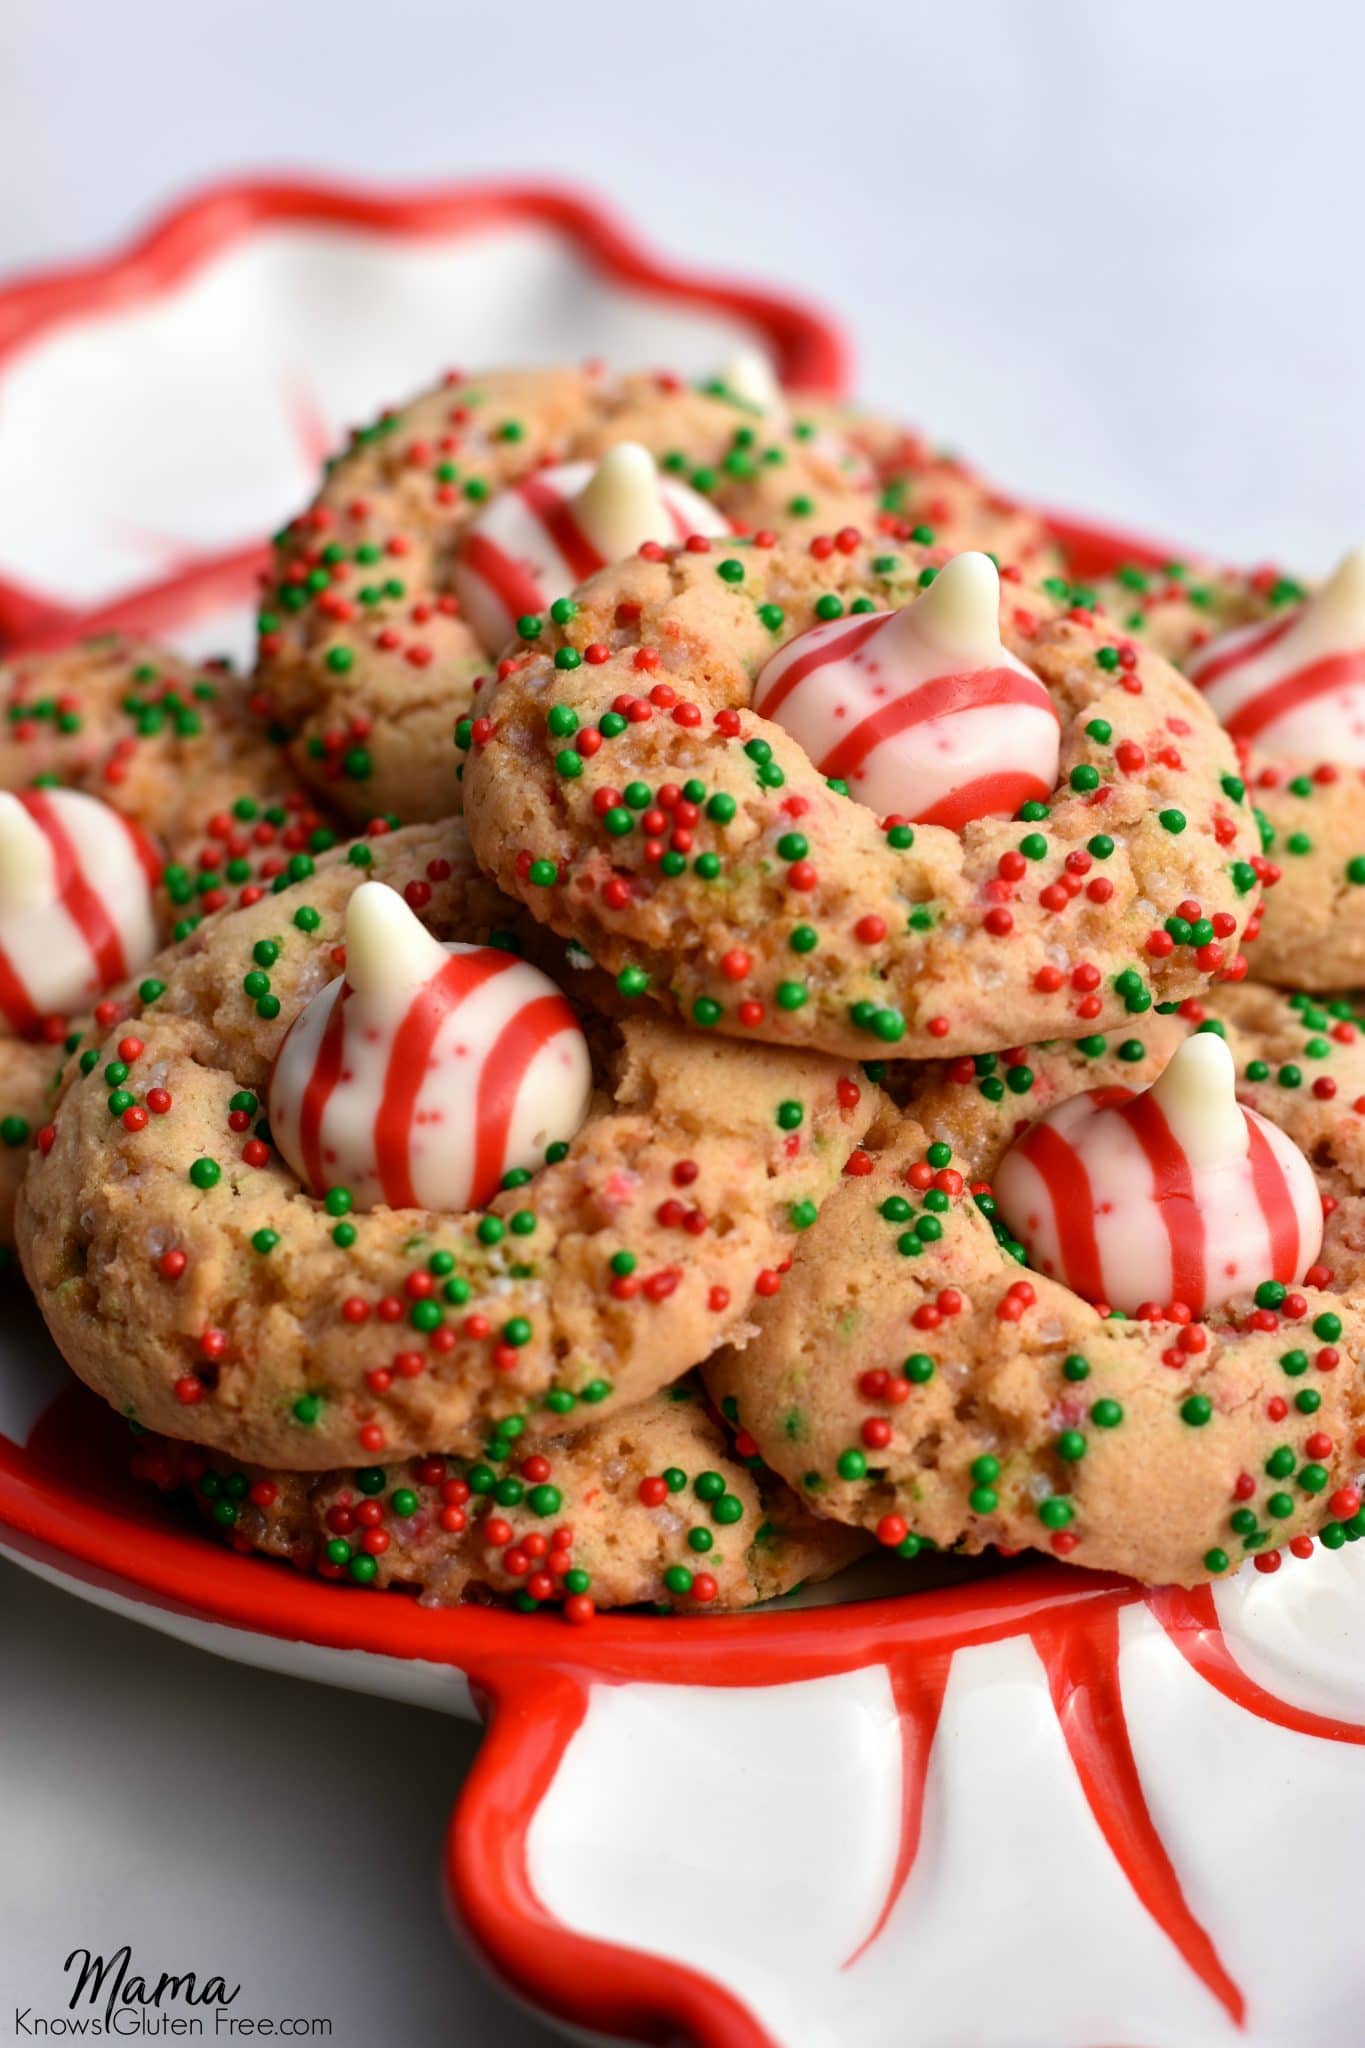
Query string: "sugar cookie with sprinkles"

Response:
xmin=0 ymin=635 xmax=315 ymax=867
xmin=800 ymin=395 xmax=1061 ymax=573
xmin=1094 ymin=554 xmax=1275 ymax=669
xmin=128 ymin=1378 xmax=867 ymax=1617
xmin=461 ymin=527 xmax=1262 ymax=1062
xmin=18 ymin=819 xmax=873 ymax=1469
xmin=706 ymin=987 xmax=1365 ymax=1586
xmin=254 ymin=361 xmax=881 ymax=826
xmin=0 ymin=636 xmax=328 ymax=1244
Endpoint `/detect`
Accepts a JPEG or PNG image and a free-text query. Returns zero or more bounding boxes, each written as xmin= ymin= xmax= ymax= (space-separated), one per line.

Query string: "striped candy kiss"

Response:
xmin=1188 ymin=543 xmax=1365 ymax=761
xmin=0 ymin=787 xmax=160 ymax=1032
xmin=752 ymin=552 xmax=1060 ymax=827
xmin=269 ymin=882 xmax=592 ymax=1214
xmin=994 ymin=1032 xmax=1322 ymax=1317
xmin=452 ymin=441 xmax=730 ymax=651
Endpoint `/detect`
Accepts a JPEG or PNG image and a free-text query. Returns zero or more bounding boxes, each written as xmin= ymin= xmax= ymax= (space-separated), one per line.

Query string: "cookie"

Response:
xmin=254 ymin=361 xmax=882 ymax=825
xmin=706 ymin=982 xmax=1365 ymax=1586
xmin=803 ymin=399 xmax=1061 ymax=572
xmin=0 ymin=635 xmax=311 ymax=856
xmin=1095 ymin=554 xmax=1277 ymax=669
xmin=461 ymin=529 xmax=1262 ymax=1062
xmin=129 ymin=1377 xmax=867 ymax=1617
xmin=0 ymin=637 xmax=324 ymax=1244
xmin=19 ymin=819 xmax=873 ymax=1469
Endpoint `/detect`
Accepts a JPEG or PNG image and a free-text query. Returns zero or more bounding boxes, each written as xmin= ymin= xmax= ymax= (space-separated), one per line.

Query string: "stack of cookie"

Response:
xmin=11 ymin=357 xmax=1365 ymax=1615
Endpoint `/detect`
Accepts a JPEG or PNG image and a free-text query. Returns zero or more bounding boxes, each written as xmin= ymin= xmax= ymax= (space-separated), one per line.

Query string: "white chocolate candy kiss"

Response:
xmin=269 ymin=882 xmax=592 ymax=1213
xmin=994 ymin=1031 xmax=1323 ymax=1317
xmin=453 ymin=442 xmax=730 ymax=650
xmin=0 ymin=788 xmax=159 ymax=1031
xmin=752 ymin=551 xmax=1061 ymax=827
xmin=0 ymin=793 xmax=54 ymax=913
xmin=716 ymin=348 xmax=784 ymax=417
xmin=1189 ymin=543 xmax=1365 ymax=761
xmin=571 ymin=442 xmax=676 ymax=561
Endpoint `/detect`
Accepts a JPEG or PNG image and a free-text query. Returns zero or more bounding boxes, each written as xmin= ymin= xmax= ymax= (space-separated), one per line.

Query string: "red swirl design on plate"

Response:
xmin=0 ymin=177 xmax=851 ymax=659
xmin=9 ymin=1383 xmax=1365 ymax=2045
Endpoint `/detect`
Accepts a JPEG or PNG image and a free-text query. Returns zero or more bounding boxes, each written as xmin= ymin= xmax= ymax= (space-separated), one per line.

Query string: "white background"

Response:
xmin=1 ymin=2 xmax=1361 ymax=2043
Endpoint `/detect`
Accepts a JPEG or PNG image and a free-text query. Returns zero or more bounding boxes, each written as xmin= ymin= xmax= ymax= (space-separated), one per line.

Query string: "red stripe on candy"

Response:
xmin=296 ymin=988 xmax=349 ymax=1197
xmin=1189 ymin=611 xmax=1294 ymax=693
xmin=374 ymin=949 xmax=514 ymax=1208
xmin=1220 ymin=649 xmax=1365 ymax=744
xmin=818 ymin=669 xmax=1053 ymax=789
xmin=752 ymin=613 xmax=884 ymax=723
xmin=122 ymin=812 xmax=165 ymax=891
xmin=666 ymin=496 xmax=697 ymax=541
xmin=459 ymin=531 xmax=548 ymax=631
xmin=914 ymin=770 xmax=1053 ymax=831
xmin=0 ymin=937 xmax=39 ymax=1033
xmin=1245 ymin=1113 xmax=1302 ymax=1282
xmin=27 ymin=790 xmax=127 ymax=991
xmin=1016 ymin=1118 xmax=1107 ymax=1303
xmin=519 ymin=474 xmax=605 ymax=586
xmin=1119 ymin=1088 xmax=1206 ymax=1313
xmin=471 ymin=993 xmax=580 ymax=1208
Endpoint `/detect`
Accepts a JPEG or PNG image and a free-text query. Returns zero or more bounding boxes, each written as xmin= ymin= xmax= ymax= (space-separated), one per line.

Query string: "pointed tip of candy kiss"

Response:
xmin=1148 ymin=1030 xmax=1246 ymax=1170
xmin=344 ymin=880 xmax=449 ymax=999
xmin=717 ymin=347 xmax=782 ymax=414
xmin=0 ymin=792 xmax=54 ymax=913
xmin=1310 ymin=541 xmax=1365 ymax=629
xmin=890 ymin=550 xmax=1004 ymax=666
xmin=572 ymin=442 xmax=672 ymax=561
